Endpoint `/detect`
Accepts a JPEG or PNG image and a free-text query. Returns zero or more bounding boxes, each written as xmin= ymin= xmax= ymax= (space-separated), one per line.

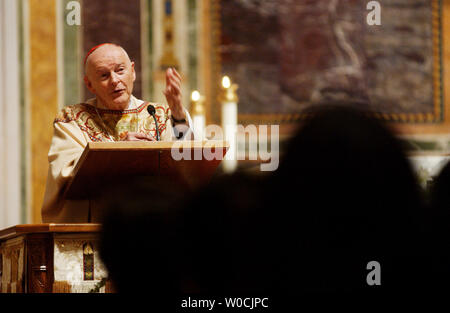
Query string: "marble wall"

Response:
xmin=219 ymin=0 xmax=439 ymax=123
xmin=53 ymin=235 xmax=108 ymax=293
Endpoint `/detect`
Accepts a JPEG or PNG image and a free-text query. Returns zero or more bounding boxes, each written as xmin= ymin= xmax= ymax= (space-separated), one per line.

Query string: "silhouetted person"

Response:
xmin=98 ymin=171 xmax=277 ymax=298
xmin=172 ymin=172 xmax=274 ymax=294
xmin=269 ymin=104 xmax=429 ymax=293
xmin=99 ymin=104 xmax=430 ymax=302
xmin=154 ymin=104 xmax=430 ymax=296
xmin=98 ymin=176 xmax=188 ymax=296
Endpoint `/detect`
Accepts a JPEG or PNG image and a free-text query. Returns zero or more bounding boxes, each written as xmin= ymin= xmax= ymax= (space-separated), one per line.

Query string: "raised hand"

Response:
xmin=163 ymin=67 xmax=186 ymax=121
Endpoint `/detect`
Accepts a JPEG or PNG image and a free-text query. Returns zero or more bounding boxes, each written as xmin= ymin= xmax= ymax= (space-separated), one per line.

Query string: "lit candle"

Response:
xmin=190 ymin=90 xmax=205 ymax=140
xmin=219 ymin=76 xmax=239 ymax=173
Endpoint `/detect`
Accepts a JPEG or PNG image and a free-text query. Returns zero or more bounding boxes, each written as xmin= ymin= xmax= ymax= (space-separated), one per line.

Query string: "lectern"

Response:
xmin=65 ymin=140 xmax=229 ymax=199
xmin=0 ymin=141 xmax=228 ymax=293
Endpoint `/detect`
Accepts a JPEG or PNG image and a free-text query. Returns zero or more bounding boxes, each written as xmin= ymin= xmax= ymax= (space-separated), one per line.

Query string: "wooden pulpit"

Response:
xmin=0 ymin=223 xmax=109 ymax=293
xmin=65 ymin=140 xmax=229 ymax=199
xmin=0 ymin=141 xmax=228 ymax=293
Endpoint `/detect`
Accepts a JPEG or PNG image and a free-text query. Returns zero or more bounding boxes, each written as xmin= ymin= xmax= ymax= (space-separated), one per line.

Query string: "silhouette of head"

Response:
xmin=271 ymin=104 xmax=426 ymax=292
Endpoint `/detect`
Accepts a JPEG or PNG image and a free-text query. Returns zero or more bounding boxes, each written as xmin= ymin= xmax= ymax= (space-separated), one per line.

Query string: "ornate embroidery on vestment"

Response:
xmin=54 ymin=102 xmax=170 ymax=141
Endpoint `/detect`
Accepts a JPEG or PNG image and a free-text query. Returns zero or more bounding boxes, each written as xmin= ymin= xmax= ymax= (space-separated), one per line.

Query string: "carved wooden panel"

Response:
xmin=26 ymin=234 xmax=54 ymax=293
xmin=0 ymin=237 xmax=25 ymax=293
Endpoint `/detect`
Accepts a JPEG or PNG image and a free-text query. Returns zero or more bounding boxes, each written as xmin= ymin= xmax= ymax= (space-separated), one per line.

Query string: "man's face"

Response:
xmin=84 ymin=45 xmax=136 ymax=110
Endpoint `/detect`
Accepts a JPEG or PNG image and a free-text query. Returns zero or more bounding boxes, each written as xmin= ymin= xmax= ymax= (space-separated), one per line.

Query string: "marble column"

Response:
xmin=29 ymin=0 xmax=59 ymax=223
xmin=0 ymin=0 xmax=21 ymax=228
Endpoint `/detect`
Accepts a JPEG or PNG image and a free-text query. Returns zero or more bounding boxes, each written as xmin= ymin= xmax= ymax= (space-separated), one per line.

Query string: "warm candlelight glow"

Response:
xmin=222 ymin=76 xmax=231 ymax=89
xmin=191 ymin=90 xmax=201 ymax=102
xmin=190 ymin=90 xmax=205 ymax=140
xmin=220 ymin=75 xmax=238 ymax=173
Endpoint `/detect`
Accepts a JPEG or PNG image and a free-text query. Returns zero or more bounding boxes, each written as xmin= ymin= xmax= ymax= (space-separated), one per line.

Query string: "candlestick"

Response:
xmin=219 ymin=76 xmax=239 ymax=173
xmin=191 ymin=90 xmax=205 ymax=140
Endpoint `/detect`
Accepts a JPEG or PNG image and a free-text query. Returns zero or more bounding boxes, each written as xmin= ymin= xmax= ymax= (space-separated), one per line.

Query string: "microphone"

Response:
xmin=147 ymin=105 xmax=160 ymax=141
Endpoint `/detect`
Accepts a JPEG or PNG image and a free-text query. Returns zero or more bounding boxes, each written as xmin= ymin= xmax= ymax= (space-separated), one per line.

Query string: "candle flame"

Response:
xmin=222 ymin=76 xmax=231 ymax=89
xmin=191 ymin=90 xmax=201 ymax=101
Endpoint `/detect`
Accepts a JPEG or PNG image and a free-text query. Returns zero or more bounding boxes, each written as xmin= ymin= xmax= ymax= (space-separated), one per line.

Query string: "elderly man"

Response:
xmin=41 ymin=43 xmax=193 ymax=222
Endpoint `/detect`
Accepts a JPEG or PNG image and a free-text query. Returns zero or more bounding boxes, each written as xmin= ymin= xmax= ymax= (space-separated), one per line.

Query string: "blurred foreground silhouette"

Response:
xmin=99 ymin=105 xmax=443 ymax=300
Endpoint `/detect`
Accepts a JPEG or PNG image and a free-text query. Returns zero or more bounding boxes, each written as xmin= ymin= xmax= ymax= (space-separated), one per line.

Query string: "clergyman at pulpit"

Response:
xmin=41 ymin=43 xmax=194 ymax=223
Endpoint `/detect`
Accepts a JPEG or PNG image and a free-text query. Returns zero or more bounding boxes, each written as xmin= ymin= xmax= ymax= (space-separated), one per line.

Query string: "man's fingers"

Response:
xmin=169 ymin=75 xmax=181 ymax=87
xmin=135 ymin=133 xmax=155 ymax=141
xmin=164 ymin=68 xmax=182 ymax=110
xmin=172 ymin=67 xmax=181 ymax=80
xmin=125 ymin=132 xmax=156 ymax=141
xmin=166 ymin=68 xmax=181 ymax=86
xmin=166 ymin=68 xmax=171 ymax=86
xmin=164 ymin=85 xmax=181 ymax=101
xmin=167 ymin=76 xmax=181 ymax=92
xmin=142 ymin=135 xmax=156 ymax=141
xmin=170 ymin=73 xmax=181 ymax=86
xmin=168 ymin=79 xmax=181 ymax=95
xmin=166 ymin=74 xmax=181 ymax=91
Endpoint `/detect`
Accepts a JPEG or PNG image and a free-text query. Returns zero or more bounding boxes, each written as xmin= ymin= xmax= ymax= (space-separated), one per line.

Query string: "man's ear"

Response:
xmin=84 ymin=75 xmax=95 ymax=94
xmin=131 ymin=61 xmax=136 ymax=82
